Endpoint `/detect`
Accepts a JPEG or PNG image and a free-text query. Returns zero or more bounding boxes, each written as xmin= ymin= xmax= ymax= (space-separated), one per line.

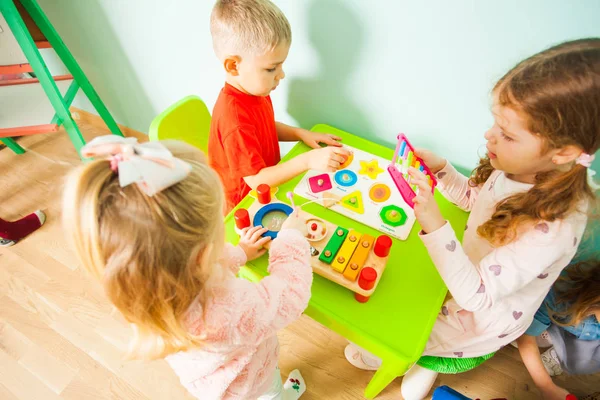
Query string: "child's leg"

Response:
xmin=258 ymin=367 xmax=284 ymax=400
xmin=516 ymin=335 xmax=569 ymax=399
xmin=344 ymin=342 xmax=382 ymax=370
xmin=399 ymin=364 xmax=438 ymax=400
xmin=0 ymin=211 xmax=46 ymax=245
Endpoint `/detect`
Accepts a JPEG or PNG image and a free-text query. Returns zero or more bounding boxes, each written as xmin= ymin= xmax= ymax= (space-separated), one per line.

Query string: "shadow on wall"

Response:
xmin=287 ymin=0 xmax=373 ymax=138
xmin=37 ymin=0 xmax=154 ymax=132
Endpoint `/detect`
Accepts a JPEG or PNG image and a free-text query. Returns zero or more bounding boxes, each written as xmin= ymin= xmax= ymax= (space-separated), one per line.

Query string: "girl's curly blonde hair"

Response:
xmin=470 ymin=38 xmax=600 ymax=246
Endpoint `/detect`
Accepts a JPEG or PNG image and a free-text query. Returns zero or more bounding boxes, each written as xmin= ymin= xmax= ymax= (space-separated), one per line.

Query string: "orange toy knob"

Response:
xmin=373 ymin=235 xmax=392 ymax=257
xmin=234 ymin=208 xmax=251 ymax=230
xmin=355 ymin=267 xmax=378 ymax=303
xmin=257 ymin=184 xmax=271 ymax=204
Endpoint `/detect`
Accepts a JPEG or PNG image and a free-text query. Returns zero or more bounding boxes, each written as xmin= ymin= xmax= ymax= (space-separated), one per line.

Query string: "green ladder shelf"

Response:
xmin=0 ymin=0 xmax=123 ymax=158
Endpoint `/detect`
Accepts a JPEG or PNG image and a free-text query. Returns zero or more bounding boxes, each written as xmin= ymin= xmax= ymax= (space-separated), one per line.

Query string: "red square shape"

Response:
xmin=309 ymin=174 xmax=332 ymax=193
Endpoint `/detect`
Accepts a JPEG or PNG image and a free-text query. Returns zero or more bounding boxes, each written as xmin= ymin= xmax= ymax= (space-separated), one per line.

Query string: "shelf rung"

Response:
xmin=35 ymin=40 xmax=51 ymax=49
xmin=0 ymin=63 xmax=34 ymax=74
xmin=0 ymin=123 xmax=59 ymax=138
xmin=0 ymin=73 xmax=72 ymax=87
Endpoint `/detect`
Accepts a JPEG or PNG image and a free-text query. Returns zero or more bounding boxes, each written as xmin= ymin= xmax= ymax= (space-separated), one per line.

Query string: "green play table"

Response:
xmin=224 ymin=124 xmax=468 ymax=399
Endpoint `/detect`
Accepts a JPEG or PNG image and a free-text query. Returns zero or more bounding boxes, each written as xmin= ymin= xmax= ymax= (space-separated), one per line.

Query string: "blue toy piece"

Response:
xmin=253 ymin=203 xmax=293 ymax=239
xmin=334 ymin=169 xmax=358 ymax=187
xmin=432 ymin=386 xmax=472 ymax=400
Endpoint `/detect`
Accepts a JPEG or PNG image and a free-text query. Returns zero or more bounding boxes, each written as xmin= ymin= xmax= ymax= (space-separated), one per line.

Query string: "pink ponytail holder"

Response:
xmin=576 ymin=153 xmax=595 ymax=168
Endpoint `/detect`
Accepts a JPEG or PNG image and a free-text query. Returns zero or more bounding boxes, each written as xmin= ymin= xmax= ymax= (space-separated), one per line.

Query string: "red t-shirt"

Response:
xmin=208 ymin=83 xmax=281 ymax=213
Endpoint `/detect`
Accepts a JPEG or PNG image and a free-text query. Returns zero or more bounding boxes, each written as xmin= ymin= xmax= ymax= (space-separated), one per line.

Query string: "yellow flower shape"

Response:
xmin=358 ymin=159 xmax=384 ymax=179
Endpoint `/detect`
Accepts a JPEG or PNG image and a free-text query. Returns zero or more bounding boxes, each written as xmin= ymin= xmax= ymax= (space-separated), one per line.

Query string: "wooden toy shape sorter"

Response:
xmin=293 ymin=143 xmax=417 ymax=240
xmin=234 ymin=184 xmax=393 ymax=302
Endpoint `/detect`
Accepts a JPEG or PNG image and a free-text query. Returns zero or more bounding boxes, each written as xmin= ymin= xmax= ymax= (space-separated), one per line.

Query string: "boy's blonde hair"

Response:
xmin=63 ymin=141 xmax=226 ymax=359
xmin=210 ymin=0 xmax=291 ymax=58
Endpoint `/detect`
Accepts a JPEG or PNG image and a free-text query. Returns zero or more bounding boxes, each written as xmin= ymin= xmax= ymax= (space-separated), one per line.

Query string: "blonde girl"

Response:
xmin=63 ymin=136 xmax=312 ymax=400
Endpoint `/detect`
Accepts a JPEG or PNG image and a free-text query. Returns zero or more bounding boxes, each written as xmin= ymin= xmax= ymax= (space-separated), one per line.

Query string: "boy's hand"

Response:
xmin=298 ymin=129 xmax=343 ymax=149
xmin=408 ymin=167 xmax=445 ymax=234
xmin=281 ymin=209 xmax=308 ymax=237
xmin=238 ymin=226 xmax=271 ymax=261
xmin=414 ymin=148 xmax=447 ymax=174
xmin=305 ymin=146 xmax=352 ymax=172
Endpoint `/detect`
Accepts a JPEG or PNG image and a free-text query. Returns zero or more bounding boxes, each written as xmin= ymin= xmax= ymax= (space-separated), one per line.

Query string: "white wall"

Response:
xmin=38 ymin=0 xmax=600 ymax=172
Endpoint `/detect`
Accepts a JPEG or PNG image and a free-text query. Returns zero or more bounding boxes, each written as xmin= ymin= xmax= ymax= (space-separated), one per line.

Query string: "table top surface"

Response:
xmin=224 ymin=124 xmax=468 ymax=362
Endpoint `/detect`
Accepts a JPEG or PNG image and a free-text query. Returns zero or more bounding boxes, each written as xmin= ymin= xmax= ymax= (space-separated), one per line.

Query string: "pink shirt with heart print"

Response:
xmin=418 ymin=163 xmax=587 ymax=358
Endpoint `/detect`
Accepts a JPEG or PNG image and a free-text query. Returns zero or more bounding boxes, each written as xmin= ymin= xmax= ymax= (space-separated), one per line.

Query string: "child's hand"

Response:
xmin=540 ymin=383 xmax=570 ymax=400
xmin=298 ymin=129 xmax=343 ymax=149
xmin=409 ymin=167 xmax=446 ymax=234
xmin=414 ymin=148 xmax=447 ymax=174
xmin=305 ymin=146 xmax=352 ymax=172
xmin=281 ymin=209 xmax=308 ymax=237
xmin=238 ymin=226 xmax=271 ymax=261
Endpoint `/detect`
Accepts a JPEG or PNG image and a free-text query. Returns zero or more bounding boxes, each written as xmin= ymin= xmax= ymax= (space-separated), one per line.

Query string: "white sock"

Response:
xmin=282 ymin=369 xmax=306 ymax=399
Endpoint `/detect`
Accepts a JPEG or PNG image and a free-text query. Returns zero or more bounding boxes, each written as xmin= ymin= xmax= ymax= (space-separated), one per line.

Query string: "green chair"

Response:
xmin=402 ymin=353 xmax=495 ymax=399
xmin=148 ymin=95 xmax=211 ymax=152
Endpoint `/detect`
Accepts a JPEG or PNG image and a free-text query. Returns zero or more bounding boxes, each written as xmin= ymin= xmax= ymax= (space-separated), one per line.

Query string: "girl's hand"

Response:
xmin=539 ymin=383 xmax=570 ymax=400
xmin=238 ymin=226 xmax=271 ymax=261
xmin=281 ymin=209 xmax=308 ymax=237
xmin=298 ymin=129 xmax=343 ymax=149
xmin=409 ymin=167 xmax=446 ymax=234
xmin=414 ymin=148 xmax=447 ymax=174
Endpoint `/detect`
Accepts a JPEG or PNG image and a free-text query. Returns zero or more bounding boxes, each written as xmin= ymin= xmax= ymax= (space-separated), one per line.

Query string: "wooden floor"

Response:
xmin=1 ymin=127 xmax=598 ymax=400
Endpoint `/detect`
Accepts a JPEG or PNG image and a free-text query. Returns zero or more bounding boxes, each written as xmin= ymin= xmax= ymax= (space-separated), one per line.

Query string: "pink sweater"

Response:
xmin=166 ymin=229 xmax=312 ymax=400
xmin=420 ymin=163 xmax=587 ymax=358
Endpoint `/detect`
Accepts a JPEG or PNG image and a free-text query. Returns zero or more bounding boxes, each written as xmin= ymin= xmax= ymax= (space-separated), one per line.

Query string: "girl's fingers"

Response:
xmin=413 ymin=147 xmax=428 ymax=158
xmin=413 ymin=177 xmax=432 ymax=194
xmin=245 ymin=225 xmax=262 ymax=237
xmin=408 ymin=166 xmax=428 ymax=181
xmin=250 ymin=227 xmax=268 ymax=242
xmin=256 ymin=236 xmax=272 ymax=247
xmin=255 ymin=249 xmax=267 ymax=258
xmin=408 ymin=168 xmax=432 ymax=192
xmin=413 ymin=195 xmax=427 ymax=205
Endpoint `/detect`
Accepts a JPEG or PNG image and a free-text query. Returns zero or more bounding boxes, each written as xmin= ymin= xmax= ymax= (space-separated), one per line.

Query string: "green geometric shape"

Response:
xmin=318 ymin=226 xmax=349 ymax=264
xmin=380 ymin=205 xmax=407 ymax=227
xmin=341 ymin=190 xmax=364 ymax=214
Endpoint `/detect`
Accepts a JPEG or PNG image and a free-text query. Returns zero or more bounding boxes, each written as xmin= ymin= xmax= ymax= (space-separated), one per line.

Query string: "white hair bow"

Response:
xmin=81 ymin=135 xmax=192 ymax=196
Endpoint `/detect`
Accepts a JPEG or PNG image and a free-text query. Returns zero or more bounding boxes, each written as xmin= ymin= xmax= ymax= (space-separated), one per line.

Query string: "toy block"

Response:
xmin=330 ymin=229 xmax=361 ymax=273
xmin=319 ymin=226 xmax=348 ymax=264
xmin=343 ymin=234 xmax=375 ymax=281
